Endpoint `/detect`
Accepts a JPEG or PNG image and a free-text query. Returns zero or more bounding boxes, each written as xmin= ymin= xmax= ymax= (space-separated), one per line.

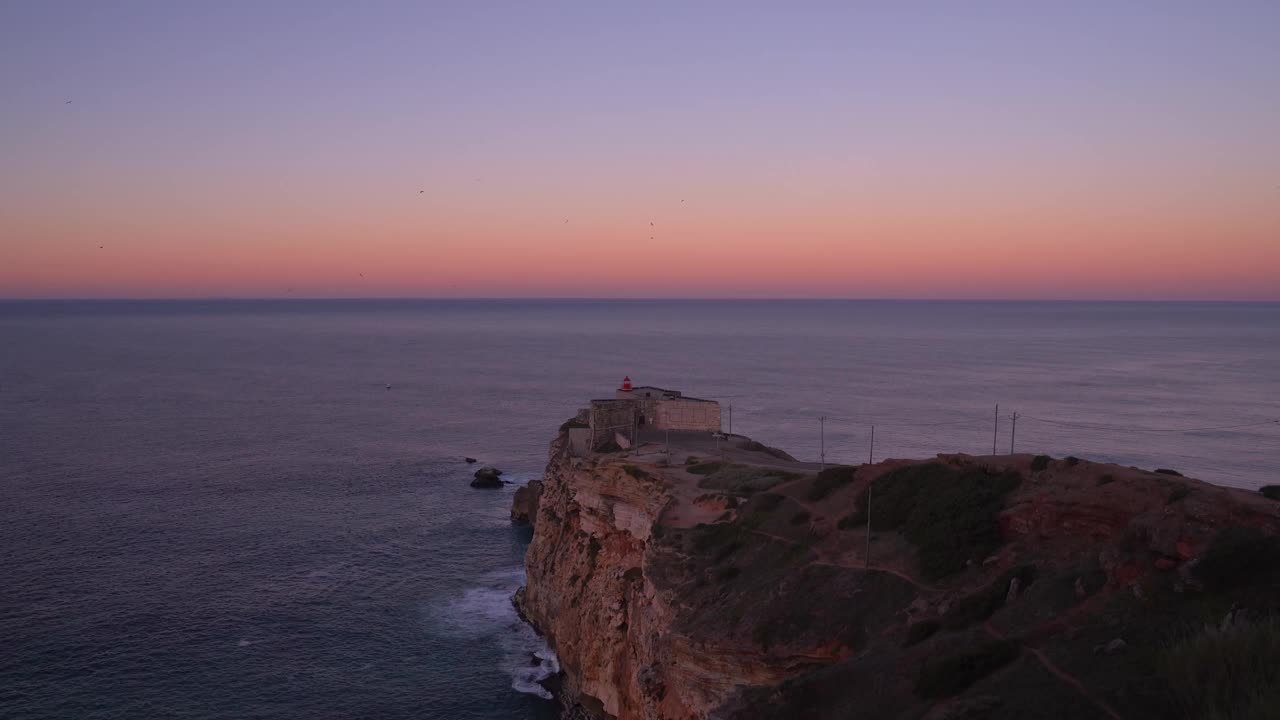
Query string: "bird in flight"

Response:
xmin=98 ymin=245 xmax=103 ymax=249
xmin=66 ymin=100 xmax=72 ymax=104
xmin=419 ymin=190 xmax=424 ymax=194
xmin=564 ymin=218 xmax=569 ymax=224
xmin=650 ymin=221 xmax=654 ymax=226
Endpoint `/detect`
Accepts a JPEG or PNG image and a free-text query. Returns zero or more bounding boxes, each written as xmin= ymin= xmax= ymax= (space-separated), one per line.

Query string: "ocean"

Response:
xmin=2 ymin=299 xmax=1277 ymax=719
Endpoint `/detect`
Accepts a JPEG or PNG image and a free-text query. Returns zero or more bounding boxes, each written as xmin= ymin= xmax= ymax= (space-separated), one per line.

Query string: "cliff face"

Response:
xmin=517 ymin=429 xmax=1280 ymax=720
xmin=511 ymin=479 xmax=543 ymax=524
xmin=518 ymin=431 xmax=738 ymax=719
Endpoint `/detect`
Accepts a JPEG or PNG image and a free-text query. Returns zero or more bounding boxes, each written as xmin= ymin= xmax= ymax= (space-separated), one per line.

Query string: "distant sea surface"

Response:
xmin=2 ymin=300 xmax=1278 ymax=719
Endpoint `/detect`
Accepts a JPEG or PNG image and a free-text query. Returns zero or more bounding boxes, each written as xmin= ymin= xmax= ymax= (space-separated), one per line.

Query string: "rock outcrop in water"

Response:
xmin=471 ymin=466 xmax=504 ymax=488
xmin=515 ymin=424 xmax=1280 ymax=719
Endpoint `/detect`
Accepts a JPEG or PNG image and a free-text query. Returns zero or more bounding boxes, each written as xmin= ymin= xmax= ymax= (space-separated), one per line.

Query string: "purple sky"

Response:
xmin=3 ymin=2 xmax=1278 ymax=299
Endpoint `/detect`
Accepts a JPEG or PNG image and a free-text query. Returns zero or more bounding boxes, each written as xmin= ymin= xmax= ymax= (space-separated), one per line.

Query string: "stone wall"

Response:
xmin=567 ymin=427 xmax=592 ymax=456
xmin=590 ymin=399 xmax=637 ymax=450
xmin=653 ymin=398 xmax=721 ymax=432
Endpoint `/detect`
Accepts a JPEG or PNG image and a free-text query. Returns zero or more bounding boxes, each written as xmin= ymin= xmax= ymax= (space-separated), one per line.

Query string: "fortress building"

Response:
xmin=584 ymin=376 xmax=722 ymax=452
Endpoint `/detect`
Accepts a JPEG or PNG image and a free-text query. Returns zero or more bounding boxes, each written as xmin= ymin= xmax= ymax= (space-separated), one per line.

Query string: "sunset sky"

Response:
xmin=2 ymin=2 xmax=1278 ymax=300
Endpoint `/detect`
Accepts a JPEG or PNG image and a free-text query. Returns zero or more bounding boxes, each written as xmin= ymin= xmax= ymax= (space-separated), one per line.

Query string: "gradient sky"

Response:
xmin=2 ymin=1 xmax=1278 ymax=299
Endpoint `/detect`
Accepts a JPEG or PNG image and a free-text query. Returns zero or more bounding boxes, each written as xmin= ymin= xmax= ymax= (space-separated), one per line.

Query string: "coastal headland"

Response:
xmin=511 ymin=387 xmax=1280 ymax=719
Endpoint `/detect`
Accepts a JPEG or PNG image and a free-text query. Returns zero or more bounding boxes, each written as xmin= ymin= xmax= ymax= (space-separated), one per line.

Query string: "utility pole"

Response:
xmin=866 ymin=424 xmax=874 ymax=570
xmin=820 ymin=415 xmax=826 ymax=470
xmin=728 ymin=404 xmax=733 ymax=435
xmin=1010 ymin=412 xmax=1019 ymax=454
xmin=993 ymin=404 xmax=999 ymax=455
xmin=665 ymin=427 xmax=670 ymax=459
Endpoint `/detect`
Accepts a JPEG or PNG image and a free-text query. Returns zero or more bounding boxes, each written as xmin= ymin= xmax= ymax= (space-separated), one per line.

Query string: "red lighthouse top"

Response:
xmin=621 ymin=376 xmax=632 ymax=390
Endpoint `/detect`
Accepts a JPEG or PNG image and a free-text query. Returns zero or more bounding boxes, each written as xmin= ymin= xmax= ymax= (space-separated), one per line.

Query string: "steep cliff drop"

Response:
xmin=515 ymin=423 xmax=1280 ymax=719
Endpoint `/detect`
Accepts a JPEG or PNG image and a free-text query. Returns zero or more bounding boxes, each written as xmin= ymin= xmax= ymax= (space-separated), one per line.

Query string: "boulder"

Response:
xmin=1093 ymin=638 xmax=1128 ymax=655
xmin=471 ymin=466 xmax=504 ymax=489
xmin=465 ymin=457 xmax=478 ymax=464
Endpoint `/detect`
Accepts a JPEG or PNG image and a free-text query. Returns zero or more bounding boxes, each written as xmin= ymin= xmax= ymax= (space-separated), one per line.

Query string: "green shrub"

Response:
xmin=695 ymin=463 xmax=803 ymax=495
xmin=623 ymin=464 xmax=650 ymax=480
xmin=1159 ymin=616 xmax=1280 ymax=720
xmin=687 ymin=461 xmax=730 ymax=475
xmin=1031 ymin=455 xmax=1052 ymax=472
xmin=837 ymin=513 xmax=862 ymax=530
xmin=904 ymin=619 xmax=940 ymax=647
xmin=1065 ymin=456 xmax=1081 ymax=467
xmin=1097 ymin=473 xmax=1116 ymax=486
xmin=716 ymin=566 xmax=742 ymax=582
xmin=752 ymin=493 xmax=786 ymax=514
xmin=685 ymin=456 xmax=700 ymax=465
xmin=1197 ymin=527 xmax=1280 ymax=591
xmin=1259 ymin=485 xmax=1280 ymax=501
xmin=807 ymin=465 xmax=858 ymax=502
xmin=915 ymin=640 xmax=1020 ymax=698
xmin=742 ymin=440 xmax=797 ymax=461
xmin=559 ymin=418 xmax=589 ymax=431
xmin=1155 ymin=468 xmax=1184 ymax=477
xmin=843 ymin=463 xmax=1021 ymax=580
xmin=713 ymin=540 xmax=744 ymax=564
xmin=790 ymin=510 xmax=811 ymax=525
xmin=1166 ymin=484 xmax=1191 ymax=504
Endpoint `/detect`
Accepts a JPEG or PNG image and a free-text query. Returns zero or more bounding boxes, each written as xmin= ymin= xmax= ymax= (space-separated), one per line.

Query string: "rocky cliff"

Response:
xmin=516 ymin=427 xmax=1280 ymax=720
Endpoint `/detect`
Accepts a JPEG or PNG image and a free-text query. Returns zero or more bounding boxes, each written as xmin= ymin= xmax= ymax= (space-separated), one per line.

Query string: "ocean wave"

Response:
xmin=428 ymin=567 xmax=559 ymax=701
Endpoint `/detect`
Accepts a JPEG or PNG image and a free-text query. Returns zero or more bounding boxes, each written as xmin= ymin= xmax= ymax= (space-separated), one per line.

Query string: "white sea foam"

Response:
xmin=429 ymin=566 xmax=559 ymax=700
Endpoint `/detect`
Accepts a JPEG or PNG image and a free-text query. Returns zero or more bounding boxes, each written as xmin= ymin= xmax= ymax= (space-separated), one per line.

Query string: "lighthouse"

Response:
xmin=620 ymin=376 xmax=632 ymax=391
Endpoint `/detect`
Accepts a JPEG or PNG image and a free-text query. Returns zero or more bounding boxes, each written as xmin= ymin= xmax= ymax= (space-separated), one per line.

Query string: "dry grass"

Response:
xmin=1159 ymin=617 xmax=1280 ymax=720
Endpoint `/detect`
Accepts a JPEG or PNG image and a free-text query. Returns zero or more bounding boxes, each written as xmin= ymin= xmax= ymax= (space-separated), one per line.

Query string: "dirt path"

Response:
xmin=747 ymin=526 xmax=1121 ymax=720
xmin=984 ymin=621 xmax=1124 ymax=720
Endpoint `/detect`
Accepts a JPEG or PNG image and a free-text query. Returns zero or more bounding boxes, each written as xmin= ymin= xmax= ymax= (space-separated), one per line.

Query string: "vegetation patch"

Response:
xmin=1158 ymin=616 xmax=1280 ymax=720
xmin=742 ymin=440 xmax=797 ymax=461
xmin=837 ymin=512 xmax=862 ymax=530
xmin=750 ymin=492 xmax=787 ymax=514
xmin=942 ymin=565 xmax=1038 ymax=630
xmin=713 ymin=540 xmax=744 ymax=564
xmin=684 ymin=456 xmax=700 ymax=465
xmin=790 ymin=510 xmax=811 ymax=525
xmin=1096 ymin=473 xmax=1116 ymax=486
xmin=904 ymin=619 xmax=940 ymax=647
xmin=1030 ymin=455 xmax=1052 ymax=472
xmin=1196 ymin=527 xmax=1280 ymax=592
xmin=1154 ymin=468 xmax=1184 ymax=477
xmin=559 ymin=418 xmax=588 ymax=431
xmin=1065 ymin=456 xmax=1081 ymax=467
xmin=687 ymin=461 xmax=726 ymax=475
xmin=716 ymin=566 xmax=742 ymax=582
xmin=806 ymin=465 xmax=858 ymax=502
xmin=694 ymin=463 xmax=804 ymax=495
xmin=847 ymin=463 xmax=1023 ymax=580
xmin=914 ymin=640 xmax=1020 ymax=699
xmin=1166 ymin=484 xmax=1191 ymax=504
xmin=1259 ymin=485 xmax=1280 ymax=501
xmin=622 ymin=464 xmax=650 ymax=480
